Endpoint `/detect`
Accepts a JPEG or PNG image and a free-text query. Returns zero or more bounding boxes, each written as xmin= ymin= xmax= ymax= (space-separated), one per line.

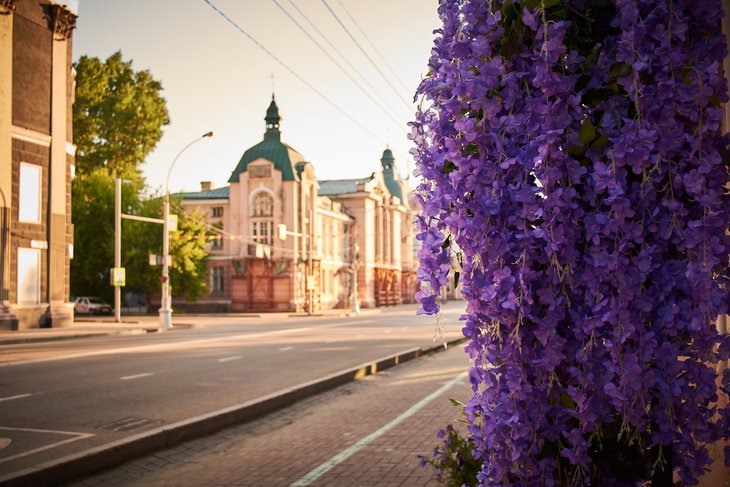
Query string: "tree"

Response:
xmin=413 ymin=0 xmax=729 ymax=485
xmin=70 ymin=169 xmax=144 ymax=302
xmin=71 ymin=52 xmax=209 ymax=305
xmin=73 ymin=51 xmax=170 ymax=176
xmin=121 ymin=196 xmax=210 ymax=308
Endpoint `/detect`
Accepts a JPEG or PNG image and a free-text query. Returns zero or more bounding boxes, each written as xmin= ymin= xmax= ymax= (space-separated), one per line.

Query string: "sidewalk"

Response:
xmin=64 ymin=344 xmax=472 ymax=487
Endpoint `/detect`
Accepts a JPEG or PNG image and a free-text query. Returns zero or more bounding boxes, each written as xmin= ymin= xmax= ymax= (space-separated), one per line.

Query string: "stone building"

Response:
xmin=180 ymin=96 xmax=416 ymax=312
xmin=0 ymin=0 xmax=77 ymax=330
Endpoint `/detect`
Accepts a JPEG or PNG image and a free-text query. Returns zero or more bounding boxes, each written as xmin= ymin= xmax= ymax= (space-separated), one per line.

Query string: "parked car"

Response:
xmin=74 ymin=296 xmax=113 ymax=315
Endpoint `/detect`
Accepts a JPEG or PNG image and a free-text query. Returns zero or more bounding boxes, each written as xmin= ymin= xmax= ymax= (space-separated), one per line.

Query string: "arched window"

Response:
xmin=251 ymin=191 xmax=274 ymax=217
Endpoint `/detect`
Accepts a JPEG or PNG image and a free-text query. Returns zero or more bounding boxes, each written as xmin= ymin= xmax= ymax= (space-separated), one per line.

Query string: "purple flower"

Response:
xmin=413 ymin=0 xmax=730 ymax=484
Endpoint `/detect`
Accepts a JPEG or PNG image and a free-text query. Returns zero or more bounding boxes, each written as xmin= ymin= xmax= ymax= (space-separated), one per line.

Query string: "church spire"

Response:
xmin=264 ymin=94 xmax=281 ymax=141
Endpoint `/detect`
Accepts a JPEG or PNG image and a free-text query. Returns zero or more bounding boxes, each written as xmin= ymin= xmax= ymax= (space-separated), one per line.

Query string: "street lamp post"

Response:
xmin=159 ymin=131 xmax=213 ymax=331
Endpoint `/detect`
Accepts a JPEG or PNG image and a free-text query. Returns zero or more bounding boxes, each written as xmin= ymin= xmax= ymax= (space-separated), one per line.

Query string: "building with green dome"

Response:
xmin=181 ymin=96 xmax=416 ymax=312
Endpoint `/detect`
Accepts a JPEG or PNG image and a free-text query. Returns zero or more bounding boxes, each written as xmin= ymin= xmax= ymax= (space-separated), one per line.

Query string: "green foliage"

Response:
xmin=419 ymin=422 xmax=480 ymax=487
xmin=71 ymin=53 xmax=208 ymax=305
xmin=169 ymin=202 xmax=210 ymax=301
xmin=71 ymin=178 xmax=211 ymax=304
xmin=73 ymin=51 xmax=170 ymax=177
xmin=70 ymin=169 xmax=125 ymax=302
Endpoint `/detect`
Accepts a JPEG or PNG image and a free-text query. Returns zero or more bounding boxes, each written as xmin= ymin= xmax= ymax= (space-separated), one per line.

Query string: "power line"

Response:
xmin=320 ymin=0 xmax=414 ymax=113
xmin=271 ymin=0 xmax=406 ymax=133
xmin=335 ymin=0 xmax=412 ymax=95
xmin=201 ymin=0 xmax=386 ymax=146
xmin=286 ymin=0 xmax=411 ymax=120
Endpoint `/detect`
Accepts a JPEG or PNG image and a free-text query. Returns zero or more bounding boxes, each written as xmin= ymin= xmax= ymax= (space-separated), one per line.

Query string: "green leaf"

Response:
xmin=560 ymin=392 xmax=576 ymax=409
xmin=442 ymin=160 xmax=457 ymax=174
xmin=441 ymin=235 xmax=451 ymax=249
xmin=449 ymin=398 xmax=467 ymax=408
xmin=609 ymin=62 xmax=632 ymax=78
xmin=579 ymin=118 xmax=596 ymax=145
xmin=567 ymin=144 xmax=587 ymax=157
xmin=454 ymin=271 xmax=460 ymax=289
xmin=591 ymin=134 xmax=609 ymax=149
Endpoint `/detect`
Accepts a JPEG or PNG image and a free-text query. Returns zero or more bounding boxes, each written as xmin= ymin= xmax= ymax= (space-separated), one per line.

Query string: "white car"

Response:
xmin=74 ymin=296 xmax=113 ymax=315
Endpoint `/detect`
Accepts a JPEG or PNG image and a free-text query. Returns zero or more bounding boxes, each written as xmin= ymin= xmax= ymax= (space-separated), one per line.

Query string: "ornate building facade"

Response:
xmin=180 ymin=96 xmax=417 ymax=312
xmin=0 ymin=0 xmax=77 ymax=330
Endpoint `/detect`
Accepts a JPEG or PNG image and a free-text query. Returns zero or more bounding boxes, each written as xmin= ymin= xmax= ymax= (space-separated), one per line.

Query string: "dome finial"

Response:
xmin=264 ymin=94 xmax=281 ymax=141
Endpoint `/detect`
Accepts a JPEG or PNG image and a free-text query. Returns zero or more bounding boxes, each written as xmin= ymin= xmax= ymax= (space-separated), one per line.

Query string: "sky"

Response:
xmin=72 ymin=0 xmax=441 ymax=195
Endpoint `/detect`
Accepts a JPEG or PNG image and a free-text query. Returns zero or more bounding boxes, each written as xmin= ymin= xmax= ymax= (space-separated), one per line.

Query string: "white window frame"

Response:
xmin=17 ymin=247 xmax=41 ymax=304
xmin=18 ymin=163 xmax=42 ymax=223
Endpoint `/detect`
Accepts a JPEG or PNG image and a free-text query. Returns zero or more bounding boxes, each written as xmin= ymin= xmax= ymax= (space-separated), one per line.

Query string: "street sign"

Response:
xmin=148 ymin=254 xmax=171 ymax=266
xmin=168 ymin=214 xmax=178 ymax=232
xmin=111 ymin=267 xmax=126 ymax=287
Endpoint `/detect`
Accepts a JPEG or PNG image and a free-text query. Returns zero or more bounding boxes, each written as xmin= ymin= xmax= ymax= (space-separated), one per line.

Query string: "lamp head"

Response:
xmin=203 ymin=131 xmax=213 ymax=138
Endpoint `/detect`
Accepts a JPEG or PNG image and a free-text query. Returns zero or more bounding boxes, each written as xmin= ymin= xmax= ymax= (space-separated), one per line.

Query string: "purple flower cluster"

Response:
xmin=411 ymin=0 xmax=730 ymax=484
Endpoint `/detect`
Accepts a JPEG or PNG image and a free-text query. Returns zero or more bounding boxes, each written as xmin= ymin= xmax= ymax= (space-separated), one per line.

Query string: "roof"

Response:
xmin=228 ymin=139 xmax=304 ymax=182
xmin=228 ymin=96 xmax=304 ymax=182
xmin=318 ymin=176 xmax=374 ymax=196
xmin=181 ymin=186 xmax=230 ymax=200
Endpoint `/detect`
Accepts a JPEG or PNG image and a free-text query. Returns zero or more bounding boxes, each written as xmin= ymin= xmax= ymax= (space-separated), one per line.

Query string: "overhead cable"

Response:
xmin=271 ymin=0 xmax=406 ymax=133
xmin=202 ymin=0 xmax=386 ymax=146
xmin=320 ymin=0 xmax=414 ymax=113
xmin=335 ymin=0 xmax=412 ymax=95
xmin=287 ymin=0 xmax=412 ymax=120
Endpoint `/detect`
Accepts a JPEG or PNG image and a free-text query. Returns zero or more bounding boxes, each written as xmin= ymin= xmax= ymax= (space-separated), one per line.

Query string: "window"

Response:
xmin=211 ymin=222 xmax=223 ymax=250
xmin=252 ymin=221 xmax=273 ymax=245
xmin=251 ymin=192 xmax=273 ymax=217
xmin=19 ymin=163 xmax=41 ymax=223
xmin=212 ymin=207 xmax=223 ymax=218
xmin=251 ymin=191 xmax=274 ymax=246
xmin=250 ymin=165 xmax=271 ymax=178
xmin=17 ymin=248 xmax=40 ymax=304
xmin=211 ymin=267 xmax=225 ymax=295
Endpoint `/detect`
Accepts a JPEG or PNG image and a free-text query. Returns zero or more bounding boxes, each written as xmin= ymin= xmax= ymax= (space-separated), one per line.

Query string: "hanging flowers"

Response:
xmin=412 ymin=0 xmax=730 ymax=484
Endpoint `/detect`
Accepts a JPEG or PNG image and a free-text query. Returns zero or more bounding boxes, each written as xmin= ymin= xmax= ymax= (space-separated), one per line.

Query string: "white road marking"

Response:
xmin=1 ymin=322 xmax=352 ymax=368
xmin=119 ymin=373 xmax=154 ymax=381
xmin=279 ymin=346 xmax=294 ymax=352
xmin=289 ymin=371 xmax=468 ymax=486
xmin=0 ymin=393 xmax=34 ymax=403
xmin=217 ymin=355 xmax=242 ymax=363
xmin=0 ymin=426 xmax=94 ymax=464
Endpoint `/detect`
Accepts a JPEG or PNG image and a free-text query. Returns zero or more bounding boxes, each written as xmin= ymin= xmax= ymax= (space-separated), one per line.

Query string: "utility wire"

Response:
xmin=286 ymin=0 xmax=411 ymax=120
xmin=202 ymin=0 xmax=385 ymax=146
xmin=320 ymin=0 xmax=414 ymax=113
xmin=271 ymin=0 xmax=406 ymax=133
xmin=335 ymin=0 xmax=412 ymax=95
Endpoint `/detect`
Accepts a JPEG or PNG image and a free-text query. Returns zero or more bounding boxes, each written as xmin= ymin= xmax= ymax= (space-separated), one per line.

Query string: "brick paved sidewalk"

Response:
xmin=65 ymin=344 xmax=472 ymax=487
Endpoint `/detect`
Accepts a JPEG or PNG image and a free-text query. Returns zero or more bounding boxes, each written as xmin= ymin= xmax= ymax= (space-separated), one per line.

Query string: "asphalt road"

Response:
xmin=0 ymin=302 xmax=465 ymax=480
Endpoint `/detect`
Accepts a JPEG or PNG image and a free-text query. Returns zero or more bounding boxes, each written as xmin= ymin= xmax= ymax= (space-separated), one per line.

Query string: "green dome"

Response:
xmin=228 ymin=96 xmax=302 ymax=182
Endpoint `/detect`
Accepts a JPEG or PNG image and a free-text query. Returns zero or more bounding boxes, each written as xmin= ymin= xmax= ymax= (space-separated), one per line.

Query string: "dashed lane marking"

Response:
xmin=279 ymin=346 xmax=294 ymax=352
xmin=217 ymin=355 xmax=242 ymax=362
xmin=0 ymin=393 xmax=34 ymax=403
xmin=119 ymin=373 xmax=154 ymax=381
xmin=1 ymin=322 xmax=356 ymax=368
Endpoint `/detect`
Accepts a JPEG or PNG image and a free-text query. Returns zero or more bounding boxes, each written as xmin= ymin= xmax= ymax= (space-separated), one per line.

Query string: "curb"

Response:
xmin=0 ymin=336 xmax=467 ymax=487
